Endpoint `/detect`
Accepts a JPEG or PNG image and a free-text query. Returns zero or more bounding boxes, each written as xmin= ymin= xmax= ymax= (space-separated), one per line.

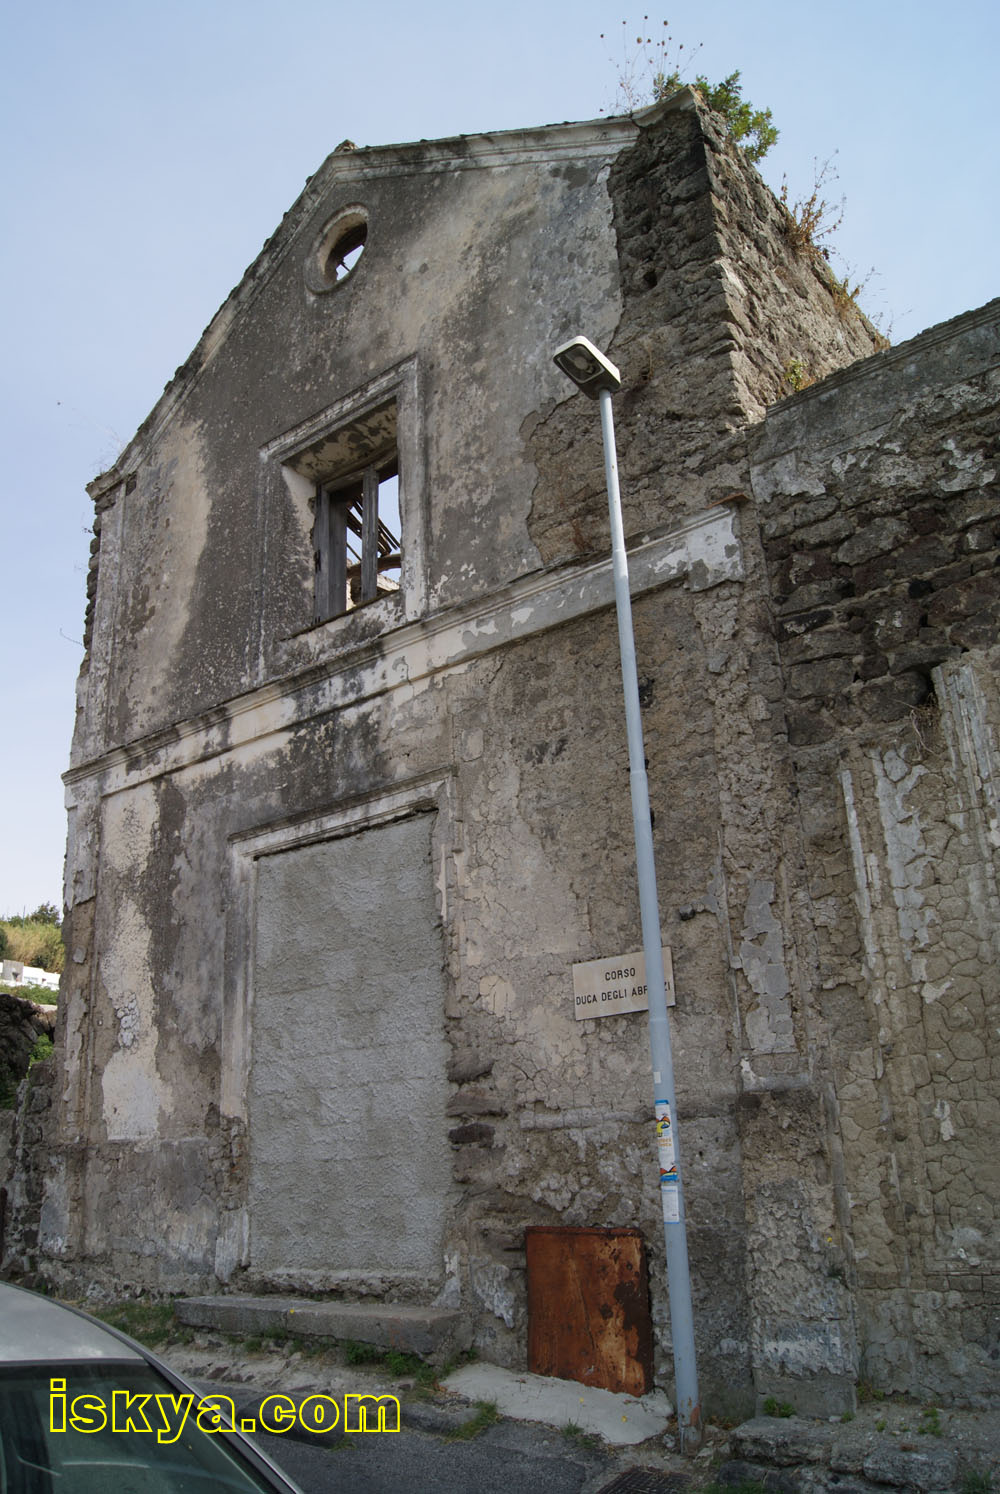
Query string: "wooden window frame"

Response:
xmin=313 ymin=455 xmax=401 ymax=623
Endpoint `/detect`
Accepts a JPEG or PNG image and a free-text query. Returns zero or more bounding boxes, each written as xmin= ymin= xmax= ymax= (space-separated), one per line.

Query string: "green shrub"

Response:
xmin=0 ymin=982 xmax=58 ymax=1003
xmin=677 ymin=71 xmax=777 ymax=163
xmin=0 ymin=916 xmax=65 ymax=975
xmin=29 ymin=1034 xmax=54 ymax=1067
xmin=600 ymin=22 xmax=777 ymax=164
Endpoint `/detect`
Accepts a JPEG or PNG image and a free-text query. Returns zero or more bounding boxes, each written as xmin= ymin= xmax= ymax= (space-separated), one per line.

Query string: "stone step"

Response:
xmin=173 ymin=1294 xmax=471 ymax=1364
xmin=730 ymin=1416 xmax=960 ymax=1492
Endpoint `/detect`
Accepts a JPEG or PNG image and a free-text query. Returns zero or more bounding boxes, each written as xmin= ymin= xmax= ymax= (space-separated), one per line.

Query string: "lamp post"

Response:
xmin=552 ymin=336 xmax=701 ymax=1451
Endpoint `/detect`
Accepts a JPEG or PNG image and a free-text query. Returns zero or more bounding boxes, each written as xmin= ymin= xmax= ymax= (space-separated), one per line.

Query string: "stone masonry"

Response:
xmin=3 ymin=88 xmax=996 ymax=1417
xmin=751 ymin=302 xmax=1000 ymax=1399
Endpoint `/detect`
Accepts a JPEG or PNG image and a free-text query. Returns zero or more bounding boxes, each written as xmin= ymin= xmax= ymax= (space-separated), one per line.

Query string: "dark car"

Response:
xmin=0 ymin=1280 xmax=304 ymax=1491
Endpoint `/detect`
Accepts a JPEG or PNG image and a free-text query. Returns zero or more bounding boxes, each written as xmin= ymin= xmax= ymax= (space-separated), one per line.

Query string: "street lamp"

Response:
xmin=553 ymin=336 xmax=701 ymax=1451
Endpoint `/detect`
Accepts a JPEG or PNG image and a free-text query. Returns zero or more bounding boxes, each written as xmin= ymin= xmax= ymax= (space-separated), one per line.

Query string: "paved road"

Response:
xmin=255 ymin=1417 xmax=614 ymax=1493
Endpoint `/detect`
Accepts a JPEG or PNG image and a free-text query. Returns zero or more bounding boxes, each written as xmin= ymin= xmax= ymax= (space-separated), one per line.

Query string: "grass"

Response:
xmin=562 ymin=1420 xmax=602 ymax=1452
xmin=31 ymin=1034 xmax=53 ymax=1065
xmin=761 ymin=1396 xmax=795 ymax=1418
xmin=342 ymin=1340 xmax=438 ymax=1387
xmin=779 ymin=158 xmax=843 ymax=255
xmin=917 ymin=1405 xmax=943 ymax=1438
xmin=343 ymin=1339 xmax=385 ymax=1365
xmin=960 ymin=1473 xmax=994 ymax=1494
xmin=385 ymin=1349 xmax=434 ymax=1381
xmin=443 ymin=1400 xmax=499 ymax=1442
xmin=86 ymin=1299 xmax=193 ymax=1348
xmin=72 ymin=1304 xmax=462 ymax=1404
xmin=341 ymin=1340 xmax=477 ymax=1395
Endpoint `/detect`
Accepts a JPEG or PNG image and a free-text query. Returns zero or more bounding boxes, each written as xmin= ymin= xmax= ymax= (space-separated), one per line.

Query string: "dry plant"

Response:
xmin=599 ymin=17 xmax=701 ymax=114
xmin=779 ymin=156 xmax=844 ymax=254
xmin=600 ymin=20 xmax=776 ymax=161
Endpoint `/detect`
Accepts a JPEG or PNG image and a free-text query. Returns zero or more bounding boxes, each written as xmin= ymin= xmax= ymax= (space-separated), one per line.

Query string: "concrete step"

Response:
xmin=730 ymin=1416 xmax=961 ymax=1492
xmin=173 ymin=1294 xmax=471 ymax=1364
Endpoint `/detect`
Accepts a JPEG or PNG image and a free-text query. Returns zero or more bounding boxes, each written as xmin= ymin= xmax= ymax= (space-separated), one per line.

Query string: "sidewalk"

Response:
xmin=159 ymin=1334 xmax=1000 ymax=1494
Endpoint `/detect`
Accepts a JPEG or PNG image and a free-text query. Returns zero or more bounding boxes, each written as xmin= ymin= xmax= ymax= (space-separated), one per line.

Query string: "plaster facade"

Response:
xmin=6 ymin=90 xmax=997 ymax=1415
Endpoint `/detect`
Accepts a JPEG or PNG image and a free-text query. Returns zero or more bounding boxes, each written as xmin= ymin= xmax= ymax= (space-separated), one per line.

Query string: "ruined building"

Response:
xmin=6 ymin=90 xmax=998 ymax=1413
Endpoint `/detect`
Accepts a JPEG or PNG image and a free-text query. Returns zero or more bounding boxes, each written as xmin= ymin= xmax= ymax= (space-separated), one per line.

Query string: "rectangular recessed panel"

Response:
xmin=526 ymin=1226 xmax=653 ymax=1396
xmin=248 ymin=812 xmax=450 ymax=1277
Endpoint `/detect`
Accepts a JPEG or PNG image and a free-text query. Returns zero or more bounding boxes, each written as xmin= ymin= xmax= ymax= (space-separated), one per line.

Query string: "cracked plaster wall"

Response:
xmin=21 ymin=99 xmax=996 ymax=1417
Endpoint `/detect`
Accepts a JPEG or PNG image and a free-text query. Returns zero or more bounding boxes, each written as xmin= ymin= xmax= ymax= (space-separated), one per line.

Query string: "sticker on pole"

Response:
xmin=572 ymin=947 xmax=675 ymax=1020
xmin=656 ymin=1100 xmax=680 ymax=1222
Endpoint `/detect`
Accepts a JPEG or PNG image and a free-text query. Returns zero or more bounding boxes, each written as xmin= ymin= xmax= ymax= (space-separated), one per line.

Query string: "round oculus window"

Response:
xmin=307 ymin=209 xmax=368 ymax=293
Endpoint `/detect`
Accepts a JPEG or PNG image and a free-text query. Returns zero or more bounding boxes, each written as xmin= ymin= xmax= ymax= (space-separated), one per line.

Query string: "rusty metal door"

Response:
xmin=525 ymin=1226 xmax=653 ymax=1395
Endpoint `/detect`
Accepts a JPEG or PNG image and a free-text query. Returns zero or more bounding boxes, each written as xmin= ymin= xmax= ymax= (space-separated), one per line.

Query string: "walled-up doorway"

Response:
xmin=247 ymin=811 xmax=451 ymax=1284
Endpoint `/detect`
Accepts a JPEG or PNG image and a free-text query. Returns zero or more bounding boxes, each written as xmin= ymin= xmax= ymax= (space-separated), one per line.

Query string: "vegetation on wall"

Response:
xmin=661 ymin=71 xmax=777 ymax=163
xmin=779 ymin=156 xmax=843 ymax=254
xmin=601 ymin=18 xmax=889 ymax=343
xmin=0 ymin=1028 xmax=54 ymax=1109
xmin=601 ymin=19 xmax=777 ymax=163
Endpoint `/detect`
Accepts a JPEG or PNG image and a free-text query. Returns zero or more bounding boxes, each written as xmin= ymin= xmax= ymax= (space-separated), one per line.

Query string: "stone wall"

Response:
xmin=750 ymin=299 xmax=1000 ymax=1400
xmin=1 ymin=1057 xmax=56 ymax=1281
xmin=15 ymin=90 xmax=997 ymax=1417
xmin=527 ymin=94 xmax=878 ymax=567
xmin=0 ymin=990 xmax=56 ymax=1107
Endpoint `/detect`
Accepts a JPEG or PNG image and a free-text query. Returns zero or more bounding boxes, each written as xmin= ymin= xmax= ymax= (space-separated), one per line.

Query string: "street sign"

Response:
xmin=571 ymin=947 xmax=675 ymax=1020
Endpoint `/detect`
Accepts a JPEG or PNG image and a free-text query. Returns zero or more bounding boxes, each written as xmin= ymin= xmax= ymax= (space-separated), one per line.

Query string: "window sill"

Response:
xmin=272 ymin=590 xmax=405 ymax=673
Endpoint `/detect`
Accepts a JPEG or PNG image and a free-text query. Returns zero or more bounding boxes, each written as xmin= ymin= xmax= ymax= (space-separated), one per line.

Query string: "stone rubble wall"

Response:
xmin=750 ymin=300 xmax=1000 ymax=1402
xmin=1 ymin=1057 xmax=56 ymax=1281
xmin=526 ymin=94 xmax=879 ymax=569
xmin=0 ymin=989 xmax=56 ymax=1107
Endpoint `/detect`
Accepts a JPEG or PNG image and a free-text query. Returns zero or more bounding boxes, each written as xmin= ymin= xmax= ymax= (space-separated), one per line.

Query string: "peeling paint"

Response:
xmin=739 ymin=880 xmax=795 ymax=1056
xmin=22 ymin=98 xmax=997 ymax=1414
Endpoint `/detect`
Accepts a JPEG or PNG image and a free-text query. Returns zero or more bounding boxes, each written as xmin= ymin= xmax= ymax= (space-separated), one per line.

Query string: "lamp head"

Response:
xmin=552 ymin=336 xmax=622 ymax=399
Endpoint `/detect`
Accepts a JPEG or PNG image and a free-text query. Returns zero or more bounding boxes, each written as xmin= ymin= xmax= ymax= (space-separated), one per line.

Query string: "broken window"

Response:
xmin=313 ymin=457 xmax=401 ymax=622
xmin=323 ymin=219 xmax=367 ymax=284
xmin=273 ymin=385 xmax=418 ymax=634
xmin=305 ymin=208 xmax=369 ymax=294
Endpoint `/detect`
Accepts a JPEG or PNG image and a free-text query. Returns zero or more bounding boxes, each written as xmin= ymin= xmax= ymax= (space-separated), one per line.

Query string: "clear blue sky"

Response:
xmin=0 ymin=0 xmax=996 ymax=918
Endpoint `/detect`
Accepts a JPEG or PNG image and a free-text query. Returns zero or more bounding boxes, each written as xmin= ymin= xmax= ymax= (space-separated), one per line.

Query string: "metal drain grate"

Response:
xmin=596 ymin=1471 xmax=690 ymax=1494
